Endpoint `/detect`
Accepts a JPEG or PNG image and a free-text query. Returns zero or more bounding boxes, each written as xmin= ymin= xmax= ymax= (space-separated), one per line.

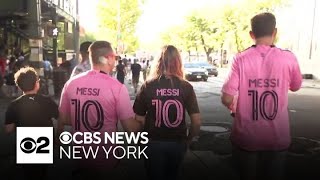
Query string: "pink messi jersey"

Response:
xmin=59 ymin=70 xmax=134 ymax=133
xmin=222 ymin=45 xmax=302 ymax=151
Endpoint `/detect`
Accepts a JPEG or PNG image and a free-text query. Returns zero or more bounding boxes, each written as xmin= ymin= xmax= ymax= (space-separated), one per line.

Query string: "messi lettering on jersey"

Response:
xmin=156 ymin=89 xmax=180 ymax=96
xmin=76 ymin=87 xmax=100 ymax=96
xmin=249 ymin=79 xmax=280 ymax=88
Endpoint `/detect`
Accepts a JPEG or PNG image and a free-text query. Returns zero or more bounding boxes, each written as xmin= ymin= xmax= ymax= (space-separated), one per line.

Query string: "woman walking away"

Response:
xmin=133 ymin=45 xmax=201 ymax=180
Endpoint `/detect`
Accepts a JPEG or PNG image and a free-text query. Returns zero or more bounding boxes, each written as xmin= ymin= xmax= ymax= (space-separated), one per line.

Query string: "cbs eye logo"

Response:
xmin=59 ymin=132 xmax=72 ymax=144
xmin=16 ymin=127 xmax=53 ymax=164
xmin=20 ymin=137 xmax=50 ymax=154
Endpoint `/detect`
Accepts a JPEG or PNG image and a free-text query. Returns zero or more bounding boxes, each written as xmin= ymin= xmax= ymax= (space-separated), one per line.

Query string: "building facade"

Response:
xmin=277 ymin=0 xmax=320 ymax=79
xmin=0 ymin=0 xmax=79 ymax=69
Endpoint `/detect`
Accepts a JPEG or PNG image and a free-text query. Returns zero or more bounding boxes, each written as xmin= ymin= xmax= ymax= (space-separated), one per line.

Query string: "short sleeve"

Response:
xmin=185 ymin=84 xmax=200 ymax=115
xmin=289 ymin=55 xmax=302 ymax=91
xmin=5 ymin=103 xmax=18 ymax=125
xmin=117 ymin=85 xmax=135 ymax=121
xmin=133 ymin=84 xmax=147 ymax=116
xmin=59 ymin=83 xmax=71 ymax=116
xmin=222 ymin=56 xmax=240 ymax=96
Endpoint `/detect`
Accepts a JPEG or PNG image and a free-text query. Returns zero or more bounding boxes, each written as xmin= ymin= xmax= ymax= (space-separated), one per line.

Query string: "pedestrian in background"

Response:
xmin=131 ymin=59 xmax=141 ymax=93
xmin=134 ymin=45 xmax=201 ymax=180
xmin=221 ymin=12 xmax=302 ymax=180
xmin=43 ymin=57 xmax=53 ymax=80
xmin=122 ymin=54 xmax=128 ymax=67
xmin=124 ymin=58 xmax=131 ymax=81
xmin=116 ymin=59 xmax=126 ymax=84
xmin=70 ymin=41 xmax=92 ymax=77
xmin=5 ymin=57 xmax=18 ymax=97
xmin=141 ymin=59 xmax=149 ymax=81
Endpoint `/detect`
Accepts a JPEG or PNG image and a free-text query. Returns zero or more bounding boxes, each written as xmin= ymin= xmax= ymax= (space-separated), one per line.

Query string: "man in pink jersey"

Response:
xmin=222 ymin=13 xmax=302 ymax=180
xmin=58 ymin=41 xmax=141 ymax=179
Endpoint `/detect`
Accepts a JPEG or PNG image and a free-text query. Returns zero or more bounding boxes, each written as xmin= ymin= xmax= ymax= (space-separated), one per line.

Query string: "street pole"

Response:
xmin=117 ymin=0 xmax=121 ymax=54
xmin=75 ymin=0 xmax=80 ymax=60
xmin=52 ymin=10 xmax=58 ymax=67
xmin=309 ymin=0 xmax=317 ymax=60
xmin=27 ymin=0 xmax=43 ymax=76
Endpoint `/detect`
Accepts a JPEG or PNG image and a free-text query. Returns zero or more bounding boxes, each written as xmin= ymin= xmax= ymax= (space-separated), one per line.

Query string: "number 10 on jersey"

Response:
xmin=152 ymin=99 xmax=183 ymax=128
xmin=248 ymin=90 xmax=279 ymax=121
xmin=71 ymin=99 xmax=104 ymax=131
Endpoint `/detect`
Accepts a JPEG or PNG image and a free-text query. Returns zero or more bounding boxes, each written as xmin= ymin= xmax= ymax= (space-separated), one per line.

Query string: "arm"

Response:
xmin=5 ymin=103 xmax=17 ymax=134
xmin=187 ymin=113 xmax=201 ymax=143
xmin=289 ymin=56 xmax=302 ymax=92
xmin=185 ymin=85 xmax=201 ymax=143
xmin=57 ymin=84 xmax=71 ymax=138
xmin=117 ymin=85 xmax=142 ymax=132
xmin=133 ymin=84 xmax=148 ymax=131
xmin=221 ymin=93 xmax=234 ymax=109
xmin=57 ymin=112 xmax=71 ymax=136
xmin=135 ymin=115 xmax=146 ymax=127
xmin=221 ymin=56 xmax=240 ymax=108
xmin=49 ymin=63 xmax=53 ymax=71
xmin=121 ymin=117 xmax=143 ymax=133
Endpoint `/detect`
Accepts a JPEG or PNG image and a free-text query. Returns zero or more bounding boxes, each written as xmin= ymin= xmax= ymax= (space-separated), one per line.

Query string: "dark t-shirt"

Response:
xmin=131 ymin=63 xmax=141 ymax=77
xmin=133 ymin=76 xmax=200 ymax=141
xmin=5 ymin=94 xmax=59 ymax=127
xmin=116 ymin=64 xmax=125 ymax=77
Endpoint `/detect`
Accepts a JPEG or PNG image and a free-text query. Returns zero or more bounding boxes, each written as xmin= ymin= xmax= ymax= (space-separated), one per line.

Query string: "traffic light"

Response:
xmin=48 ymin=26 xmax=59 ymax=37
xmin=52 ymin=27 xmax=58 ymax=36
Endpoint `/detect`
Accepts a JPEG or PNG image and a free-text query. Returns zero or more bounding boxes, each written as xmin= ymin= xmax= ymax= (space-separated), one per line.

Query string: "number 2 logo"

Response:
xmin=152 ymin=99 xmax=184 ymax=128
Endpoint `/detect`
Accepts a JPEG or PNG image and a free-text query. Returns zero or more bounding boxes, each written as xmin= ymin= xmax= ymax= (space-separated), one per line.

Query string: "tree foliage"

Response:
xmin=97 ymin=0 xmax=142 ymax=53
xmin=80 ymin=32 xmax=97 ymax=43
xmin=161 ymin=0 xmax=289 ymax=61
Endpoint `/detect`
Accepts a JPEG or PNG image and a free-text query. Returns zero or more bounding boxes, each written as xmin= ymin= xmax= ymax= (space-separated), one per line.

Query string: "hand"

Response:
xmin=187 ymin=136 xmax=199 ymax=150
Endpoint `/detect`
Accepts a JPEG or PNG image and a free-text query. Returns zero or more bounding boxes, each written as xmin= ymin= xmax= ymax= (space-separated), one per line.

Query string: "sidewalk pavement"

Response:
xmin=302 ymin=79 xmax=320 ymax=89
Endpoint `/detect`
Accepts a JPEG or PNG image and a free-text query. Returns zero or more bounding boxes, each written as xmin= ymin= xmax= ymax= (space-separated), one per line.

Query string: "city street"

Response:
xmin=0 ymin=70 xmax=319 ymax=179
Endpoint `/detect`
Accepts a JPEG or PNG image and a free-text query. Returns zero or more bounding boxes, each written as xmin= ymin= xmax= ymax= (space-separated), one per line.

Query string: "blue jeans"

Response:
xmin=145 ymin=141 xmax=187 ymax=180
xmin=232 ymin=145 xmax=287 ymax=180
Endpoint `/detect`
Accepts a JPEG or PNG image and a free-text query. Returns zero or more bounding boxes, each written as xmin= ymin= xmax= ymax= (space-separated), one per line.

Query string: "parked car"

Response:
xmin=184 ymin=63 xmax=208 ymax=81
xmin=195 ymin=61 xmax=218 ymax=77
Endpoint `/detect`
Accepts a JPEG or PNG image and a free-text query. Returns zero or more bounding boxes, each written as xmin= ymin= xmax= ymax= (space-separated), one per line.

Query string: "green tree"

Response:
xmin=80 ymin=32 xmax=97 ymax=43
xmin=97 ymin=0 xmax=142 ymax=53
xmin=161 ymin=23 xmax=201 ymax=61
xmin=161 ymin=0 xmax=288 ymax=62
xmin=223 ymin=0 xmax=289 ymax=52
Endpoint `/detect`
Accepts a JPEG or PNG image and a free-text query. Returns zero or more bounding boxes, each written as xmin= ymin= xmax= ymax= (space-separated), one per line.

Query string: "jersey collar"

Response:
xmin=252 ymin=44 xmax=275 ymax=48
